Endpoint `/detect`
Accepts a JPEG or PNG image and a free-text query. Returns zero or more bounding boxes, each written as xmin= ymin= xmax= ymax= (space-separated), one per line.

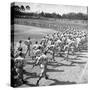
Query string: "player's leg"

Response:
xmin=52 ymin=51 xmax=55 ymax=62
xmin=64 ymin=51 xmax=69 ymax=61
xmin=36 ymin=65 xmax=44 ymax=86
xmin=44 ymin=64 xmax=49 ymax=79
xmin=25 ymin=47 xmax=28 ymax=57
xmin=28 ymin=47 xmax=30 ymax=56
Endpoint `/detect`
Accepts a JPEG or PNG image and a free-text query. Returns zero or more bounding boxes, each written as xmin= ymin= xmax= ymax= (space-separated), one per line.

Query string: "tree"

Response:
xmin=26 ymin=5 xmax=30 ymax=10
xmin=20 ymin=5 xmax=25 ymax=11
xmin=52 ymin=13 xmax=57 ymax=18
xmin=14 ymin=5 xmax=20 ymax=11
xmin=40 ymin=11 xmax=44 ymax=17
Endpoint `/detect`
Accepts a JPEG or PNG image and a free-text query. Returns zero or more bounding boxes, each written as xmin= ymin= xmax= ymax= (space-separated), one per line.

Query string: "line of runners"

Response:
xmin=11 ymin=29 xmax=88 ymax=87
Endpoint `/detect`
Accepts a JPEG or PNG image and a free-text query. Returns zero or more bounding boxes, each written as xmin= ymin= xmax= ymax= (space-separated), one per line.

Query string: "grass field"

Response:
xmin=14 ymin=24 xmax=58 ymax=44
xmin=14 ymin=18 xmax=88 ymax=43
xmin=12 ymin=18 xmax=88 ymax=86
xmin=14 ymin=18 xmax=88 ymax=32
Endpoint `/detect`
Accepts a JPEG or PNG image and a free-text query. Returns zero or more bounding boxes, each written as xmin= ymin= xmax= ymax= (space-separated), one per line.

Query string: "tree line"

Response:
xmin=11 ymin=5 xmax=88 ymax=20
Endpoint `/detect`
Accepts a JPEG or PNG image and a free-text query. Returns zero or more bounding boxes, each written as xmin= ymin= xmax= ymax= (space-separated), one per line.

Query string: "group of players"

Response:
xmin=11 ymin=29 xmax=88 ymax=87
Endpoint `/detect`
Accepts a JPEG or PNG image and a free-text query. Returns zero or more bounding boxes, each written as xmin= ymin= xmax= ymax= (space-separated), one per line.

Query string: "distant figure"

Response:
xmin=14 ymin=40 xmax=23 ymax=56
xmin=15 ymin=40 xmax=27 ymax=57
xmin=64 ymin=44 xmax=69 ymax=61
xmin=24 ymin=37 xmax=32 ymax=57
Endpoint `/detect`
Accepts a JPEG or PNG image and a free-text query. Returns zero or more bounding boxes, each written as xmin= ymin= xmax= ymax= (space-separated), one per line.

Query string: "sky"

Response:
xmin=15 ymin=2 xmax=87 ymax=15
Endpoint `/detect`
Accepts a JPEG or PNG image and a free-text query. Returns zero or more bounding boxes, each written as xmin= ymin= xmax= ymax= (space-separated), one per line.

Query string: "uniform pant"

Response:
xmin=25 ymin=46 xmax=30 ymax=56
xmin=40 ymin=64 xmax=47 ymax=77
xmin=36 ymin=63 xmax=48 ymax=86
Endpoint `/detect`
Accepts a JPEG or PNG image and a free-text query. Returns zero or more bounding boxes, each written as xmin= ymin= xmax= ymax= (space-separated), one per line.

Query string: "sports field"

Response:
xmin=13 ymin=19 xmax=88 ymax=86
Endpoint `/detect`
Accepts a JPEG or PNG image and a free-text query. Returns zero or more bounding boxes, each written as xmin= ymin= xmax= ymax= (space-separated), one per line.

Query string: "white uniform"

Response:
xmin=15 ymin=56 xmax=24 ymax=61
xmin=24 ymin=40 xmax=32 ymax=46
xmin=37 ymin=54 xmax=48 ymax=77
xmin=75 ymin=37 xmax=81 ymax=48
xmin=14 ymin=41 xmax=27 ymax=55
xmin=34 ymin=49 xmax=41 ymax=56
xmin=55 ymin=39 xmax=61 ymax=47
xmin=32 ymin=44 xmax=39 ymax=50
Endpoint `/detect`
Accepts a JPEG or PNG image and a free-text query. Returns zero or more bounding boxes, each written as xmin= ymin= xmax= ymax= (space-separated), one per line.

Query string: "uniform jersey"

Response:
xmin=34 ymin=49 xmax=41 ymax=56
xmin=15 ymin=42 xmax=27 ymax=55
xmin=15 ymin=56 xmax=24 ymax=61
xmin=75 ymin=37 xmax=81 ymax=47
xmin=55 ymin=39 xmax=61 ymax=46
xmin=35 ymin=54 xmax=47 ymax=65
xmin=32 ymin=44 xmax=39 ymax=50
xmin=41 ymin=38 xmax=46 ymax=44
xmin=39 ymin=54 xmax=48 ymax=65
xmin=24 ymin=40 xmax=32 ymax=46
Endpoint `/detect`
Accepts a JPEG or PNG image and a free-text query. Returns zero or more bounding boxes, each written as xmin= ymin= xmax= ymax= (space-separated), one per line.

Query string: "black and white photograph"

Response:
xmin=11 ymin=2 xmax=88 ymax=87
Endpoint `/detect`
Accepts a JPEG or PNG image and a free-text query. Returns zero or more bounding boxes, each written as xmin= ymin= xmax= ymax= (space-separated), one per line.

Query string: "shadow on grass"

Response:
xmin=46 ymin=69 xmax=64 ymax=72
xmin=24 ymin=68 xmax=64 ymax=80
xmin=79 ymin=50 xmax=88 ymax=53
xmin=48 ymin=78 xmax=76 ymax=85
xmin=70 ymin=61 xmax=87 ymax=65
xmin=75 ymin=53 xmax=87 ymax=56
xmin=47 ymin=62 xmax=76 ymax=67
xmin=69 ymin=57 xmax=81 ymax=61
xmin=23 ymin=76 xmax=76 ymax=87
xmin=77 ymin=55 xmax=88 ymax=58
xmin=23 ymin=70 xmax=37 ymax=77
xmin=23 ymin=81 xmax=37 ymax=87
